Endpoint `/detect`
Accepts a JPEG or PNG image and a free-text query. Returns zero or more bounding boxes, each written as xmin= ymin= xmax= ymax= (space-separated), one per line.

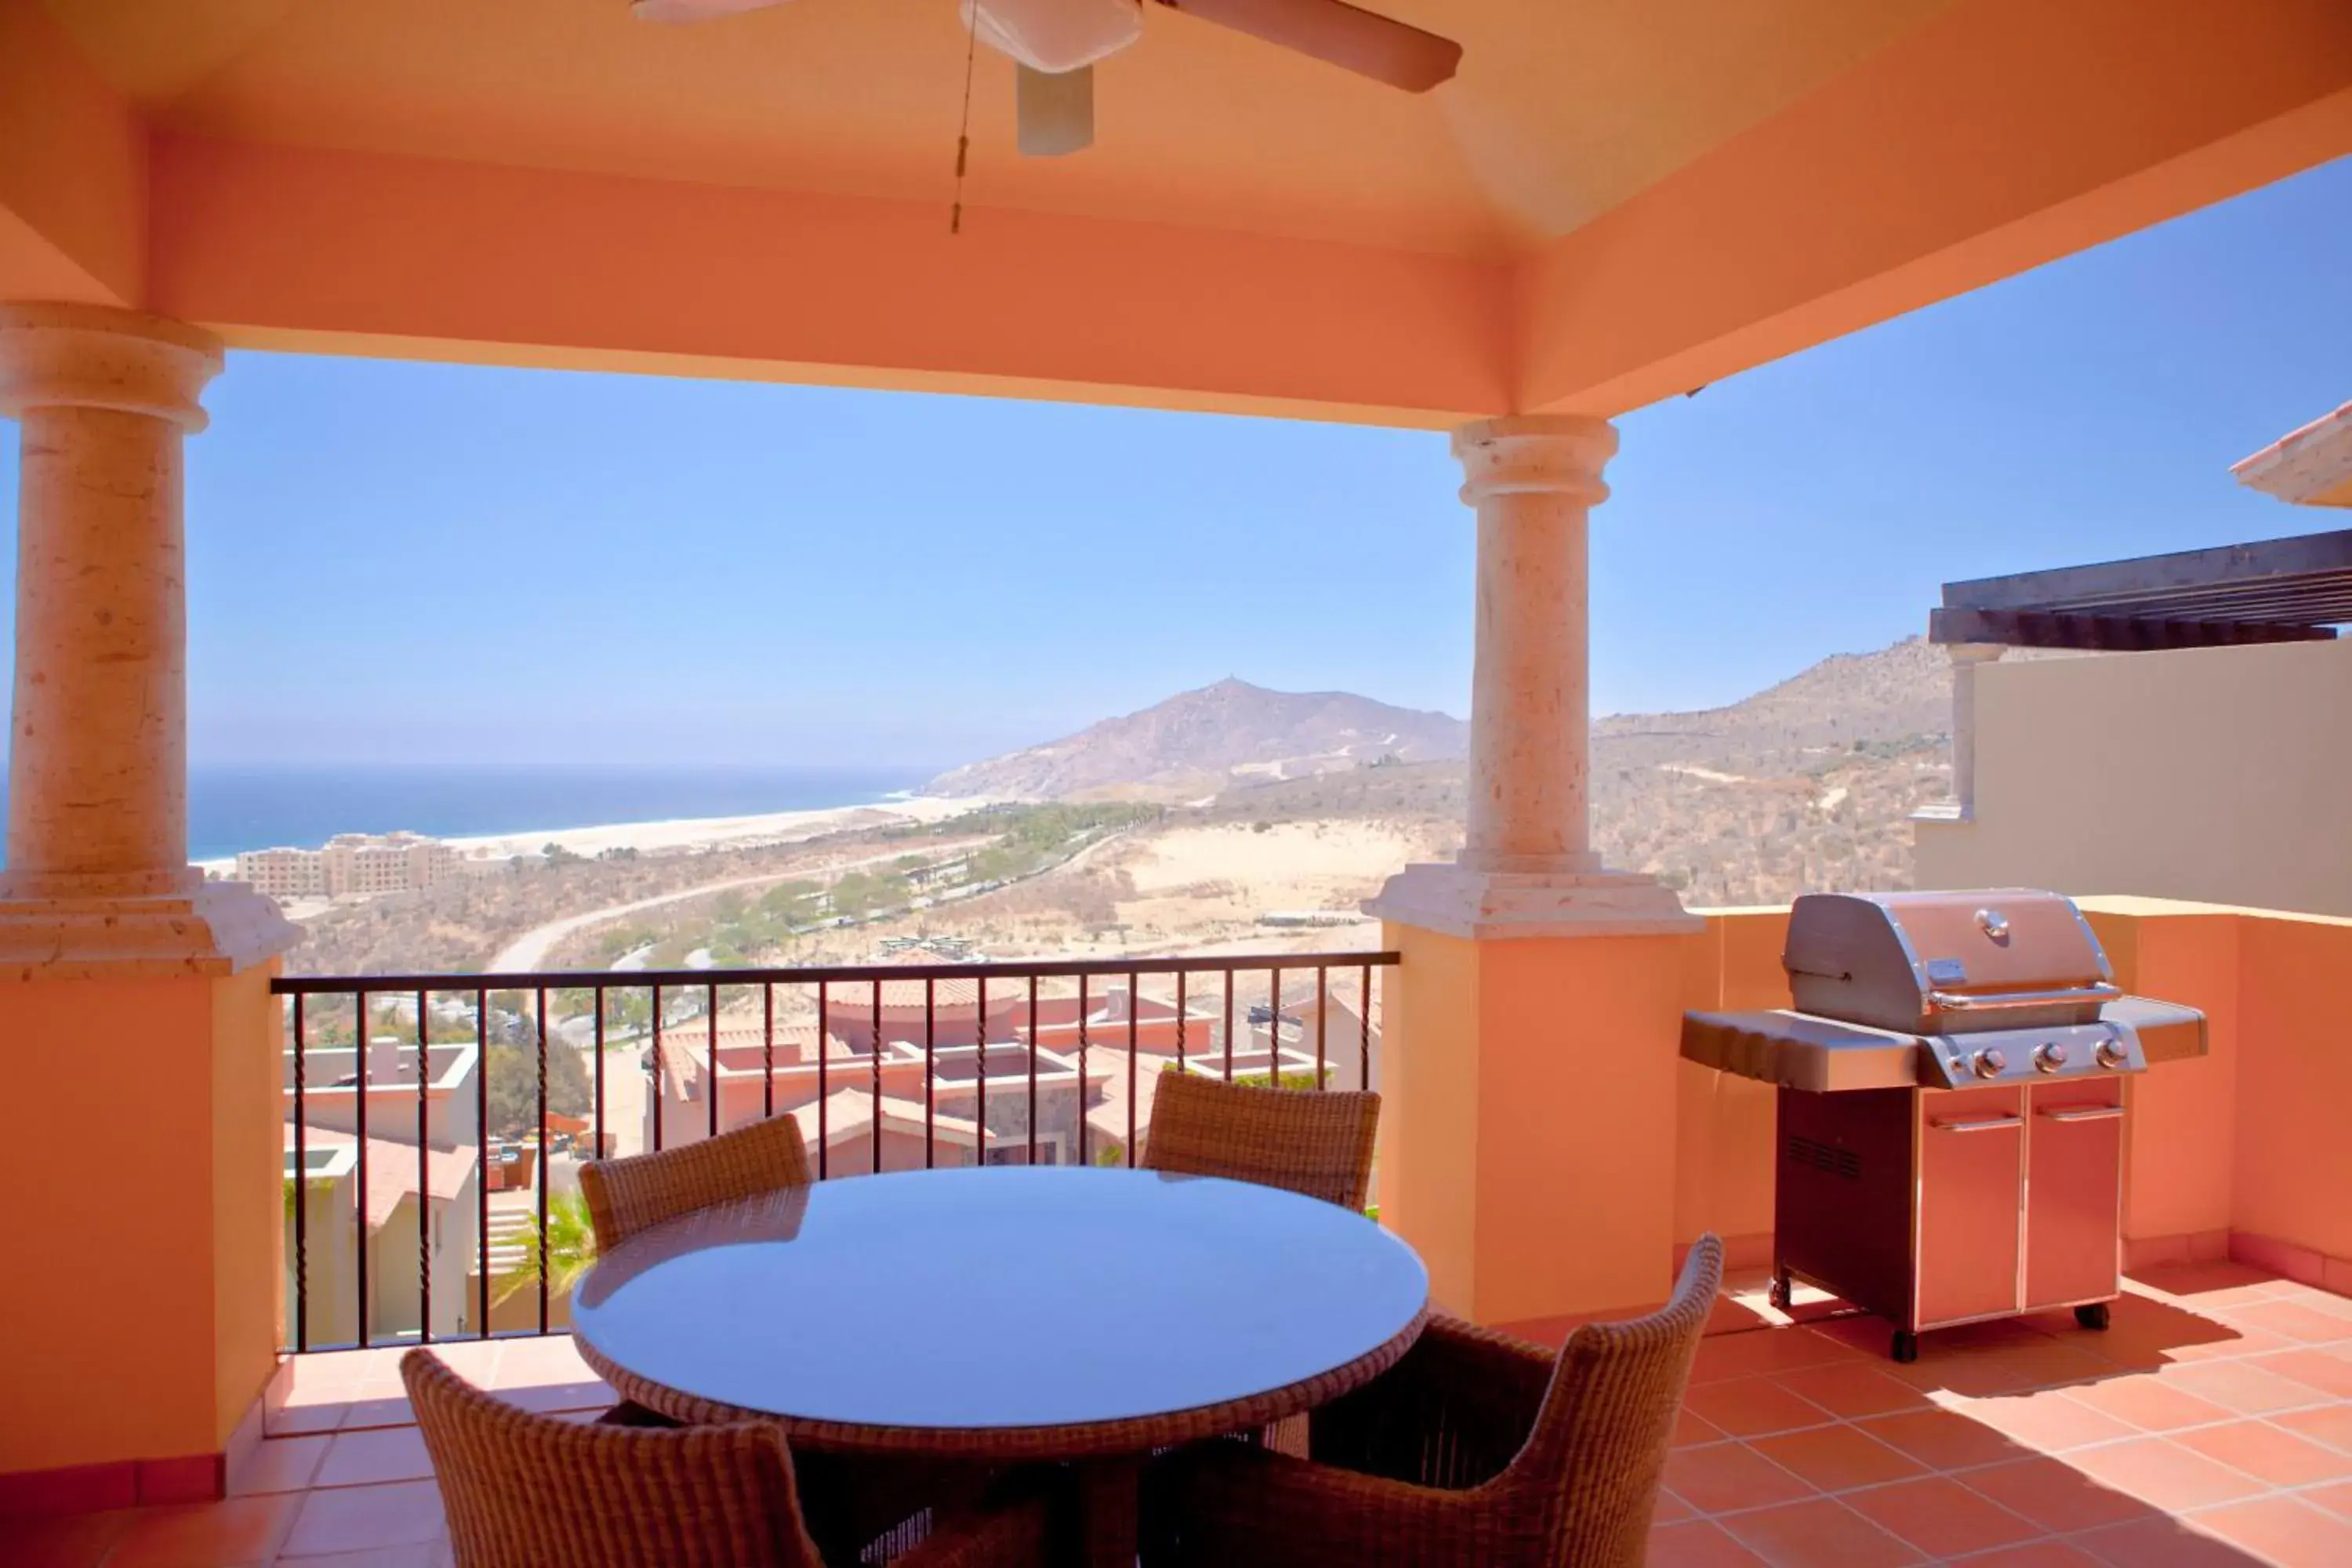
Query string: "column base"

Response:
xmin=0 ymin=880 xmax=301 ymax=980
xmin=1363 ymin=861 xmax=1702 ymax=939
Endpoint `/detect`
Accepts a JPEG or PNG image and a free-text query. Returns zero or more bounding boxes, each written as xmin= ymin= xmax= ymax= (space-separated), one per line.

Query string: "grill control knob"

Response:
xmin=2035 ymin=1041 xmax=2070 ymax=1074
xmin=2095 ymin=1038 xmax=2129 ymax=1070
xmin=1971 ymin=1048 xmax=2007 ymax=1080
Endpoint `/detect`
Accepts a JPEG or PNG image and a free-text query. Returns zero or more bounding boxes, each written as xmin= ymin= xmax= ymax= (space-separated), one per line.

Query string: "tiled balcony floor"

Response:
xmin=6 ymin=1262 xmax=2351 ymax=1566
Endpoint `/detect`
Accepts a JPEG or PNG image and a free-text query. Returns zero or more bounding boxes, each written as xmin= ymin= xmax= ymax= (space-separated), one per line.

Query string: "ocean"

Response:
xmin=0 ymin=764 xmax=933 ymax=864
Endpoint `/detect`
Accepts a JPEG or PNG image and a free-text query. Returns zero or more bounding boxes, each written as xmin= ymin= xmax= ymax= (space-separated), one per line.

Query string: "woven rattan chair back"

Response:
xmin=1141 ymin=1070 xmax=1380 ymax=1211
xmin=403 ymin=1347 xmax=826 ymax=1568
xmin=580 ymin=1111 xmax=813 ymax=1252
xmin=1515 ymin=1233 xmax=1722 ymax=1565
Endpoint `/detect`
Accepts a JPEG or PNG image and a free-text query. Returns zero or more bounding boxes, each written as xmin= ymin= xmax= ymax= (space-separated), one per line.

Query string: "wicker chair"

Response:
xmin=579 ymin=1111 xmax=814 ymax=1251
xmin=404 ymin=1348 xmax=1062 ymax=1568
xmin=578 ymin=1116 xmax=982 ymax=1562
xmin=1142 ymin=1070 xmax=1381 ymax=1212
xmin=1149 ymin=1234 xmax=1724 ymax=1567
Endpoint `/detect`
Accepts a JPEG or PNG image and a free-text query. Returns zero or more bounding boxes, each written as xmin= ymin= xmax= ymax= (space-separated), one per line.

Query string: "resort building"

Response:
xmin=235 ymin=831 xmax=461 ymax=901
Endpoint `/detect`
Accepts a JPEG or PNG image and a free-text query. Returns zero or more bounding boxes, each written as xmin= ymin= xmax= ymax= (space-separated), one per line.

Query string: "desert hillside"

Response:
xmin=927 ymin=677 xmax=1465 ymax=800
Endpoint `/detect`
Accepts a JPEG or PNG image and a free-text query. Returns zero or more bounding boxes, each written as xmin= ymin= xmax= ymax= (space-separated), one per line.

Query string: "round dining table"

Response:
xmin=570 ymin=1165 xmax=1430 ymax=1567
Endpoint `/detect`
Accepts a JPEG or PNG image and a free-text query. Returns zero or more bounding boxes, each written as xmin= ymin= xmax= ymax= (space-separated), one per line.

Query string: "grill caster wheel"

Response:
xmin=1767 ymin=1273 xmax=1791 ymax=1311
xmin=1890 ymin=1330 xmax=1920 ymax=1364
xmin=2075 ymin=1303 xmax=2111 ymax=1331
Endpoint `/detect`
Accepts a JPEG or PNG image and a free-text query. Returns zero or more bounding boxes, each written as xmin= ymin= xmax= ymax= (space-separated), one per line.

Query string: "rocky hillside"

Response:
xmin=926 ymin=677 xmax=1466 ymax=800
xmin=1593 ymin=636 xmax=1954 ymax=774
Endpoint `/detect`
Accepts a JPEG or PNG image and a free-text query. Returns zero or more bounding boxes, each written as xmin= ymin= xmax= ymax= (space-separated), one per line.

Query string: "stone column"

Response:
xmin=1363 ymin=415 xmax=1700 ymax=1331
xmin=0 ymin=303 xmax=295 ymax=1493
xmin=0 ymin=302 xmax=296 ymax=972
xmin=1368 ymin=414 xmax=1691 ymax=935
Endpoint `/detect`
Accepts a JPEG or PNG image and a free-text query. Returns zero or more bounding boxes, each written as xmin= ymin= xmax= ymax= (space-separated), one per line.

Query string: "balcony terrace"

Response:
xmin=6 ymin=0 xmax=2352 ymax=1562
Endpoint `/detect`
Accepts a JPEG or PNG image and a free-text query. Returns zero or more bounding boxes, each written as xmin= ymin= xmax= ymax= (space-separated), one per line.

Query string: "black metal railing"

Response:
xmin=272 ymin=950 xmax=1397 ymax=1352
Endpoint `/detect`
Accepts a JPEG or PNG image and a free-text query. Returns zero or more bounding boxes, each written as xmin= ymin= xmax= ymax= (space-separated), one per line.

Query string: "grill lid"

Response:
xmin=1783 ymin=890 xmax=2117 ymax=1035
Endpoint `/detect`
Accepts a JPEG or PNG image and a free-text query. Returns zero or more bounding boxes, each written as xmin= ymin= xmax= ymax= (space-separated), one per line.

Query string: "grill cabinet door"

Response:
xmin=2025 ymin=1081 xmax=2125 ymax=1309
xmin=1916 ymin=1086 xmax=2024 ymax=1328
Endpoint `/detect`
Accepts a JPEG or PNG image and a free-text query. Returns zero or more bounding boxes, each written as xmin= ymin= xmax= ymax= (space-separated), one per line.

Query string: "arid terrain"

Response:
xmin=288 ymin=637 xmax=1987 ymax=978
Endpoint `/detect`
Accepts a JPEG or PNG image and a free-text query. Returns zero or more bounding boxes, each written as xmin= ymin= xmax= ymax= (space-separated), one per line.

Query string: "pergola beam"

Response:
xmin=1930 ymin=606 xmax=2338 ymax=652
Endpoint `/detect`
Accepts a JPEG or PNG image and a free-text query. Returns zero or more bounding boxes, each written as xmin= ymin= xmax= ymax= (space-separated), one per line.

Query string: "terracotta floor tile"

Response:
xmin=1889 ymin=1352 xmax=2045 ymax=1399
xmin=228 ymin=1435 xmax=332 ymax=1497
xmin=1956 ymin=1388 xmax=2143 ymax=1451
xmin=2302 ymin=1479 xmax=2352 ymax=1519
xmin=2161 ymin=1359 xmax=2341 ymax=1416
xmin=1839 ymin=1474 xmax=2043 ymax=1557
xmin=1957 ymin=1543 xmax=2107 ymax=1566
xmin=315 ymin=1428 xmax=434 ymax=1490
xmin=2271 ymin=1403 xmax=2352 ymax=1455
xmin=2173 ymin=1419 xmax=2352 ymax=1487
xmin=2252 ymin=1347 xmax=2352 ymax=1400
xmin=281 ymin=1479 xmax=446 ymax=1558
xmin=1769 ymin=1362 xmax=1933 ymax=1420
xmin=2128 ymin=1262 xmax=2291 ymax=1303
xmin=2061 ymin=1374 xmax=2239 ymax=1433
xmin=1661 ymin=1442 xmax=1817 ymax=1515
xmin=1855 ymin=1407 xmax=2035 ymax=1472
xmin=1655 ymin=1489 xmax=1695 ymax=1526
xmin=1715 ymin=1497 xmax=1925 ymax=1567
xmin=265 ymin=1402 xmax=350 ymax=1439
xmin=1646 ymin=1519 xmax=1772 ymax=1566
xmin=1991 ymin=1341 xmax=2126 ymax=1391
xmin=1958 ymin=1458 xmax=2159 ymax=1534
xmin=1746 ymin=1425 xmax=1926 ymax=1493
xmin=2063 ymin=1436 xmax=2270 ymax=1512
xmin=266 ymin=1545 xmax=445 ymax=1567
xmin=1675 ymin=1407 xmax=1731 ymax=1447
xmin=0 ymin=1508 xmax=136 ymax=1568
xmin=2190 ymin=1494 xmax=2352 ymax=1568
xmin=335 ymin=1397 xmax=415 ymax=1432
xmin=1691 ymin=1327 xmax=1863 ymax=1384
xmin=103 ymin=1494 xmax=299 ymax=1568
xmin=1682 ymin=1377 xmax=1837 ymax=1439
xmin=2071 ymin=1514 xmax=2263 ymax=1567
xmin=2220 ymin=1301 xmax=2352 ymax=1346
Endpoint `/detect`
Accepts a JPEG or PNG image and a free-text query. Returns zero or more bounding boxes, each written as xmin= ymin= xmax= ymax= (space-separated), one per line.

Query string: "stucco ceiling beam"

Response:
xmin=144 ymin=134 xmax=1514 ymax=429
xmin=1512 ymin=0 xmax=2352 ymax=418
xmin=0 ymin=0 xmax=147 ymax=307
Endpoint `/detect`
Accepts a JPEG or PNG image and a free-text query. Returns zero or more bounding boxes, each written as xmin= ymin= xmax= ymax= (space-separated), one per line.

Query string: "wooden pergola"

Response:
xmin=1932 ymin=529 xmax=2352 ymax=652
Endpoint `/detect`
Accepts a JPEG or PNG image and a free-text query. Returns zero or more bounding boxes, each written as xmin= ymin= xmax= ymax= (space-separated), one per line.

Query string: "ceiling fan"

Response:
xmin=633 ymin=0 xmax=1463 ymax=156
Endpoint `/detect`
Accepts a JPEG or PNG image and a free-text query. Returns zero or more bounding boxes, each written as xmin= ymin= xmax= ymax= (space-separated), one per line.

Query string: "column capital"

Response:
xmin=1451 ymin=413 xmax=1617 ymax=507
xmin=0 ymin=302 xmax=224 ymax=430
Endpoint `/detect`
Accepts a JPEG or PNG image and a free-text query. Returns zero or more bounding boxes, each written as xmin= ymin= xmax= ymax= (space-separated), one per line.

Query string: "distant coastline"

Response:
xmin=0 ymin=763 xmax=938 ymax=867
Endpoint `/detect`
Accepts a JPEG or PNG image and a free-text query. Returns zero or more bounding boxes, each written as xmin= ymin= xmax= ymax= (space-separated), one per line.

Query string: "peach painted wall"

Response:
xmin=0 ymin=967 xmax=280 ymax=1473
xmin=2234 ymin=913 xmax=2352 ymax=1266
xmin=1916 ymin=640 xmax=2352 ymax=919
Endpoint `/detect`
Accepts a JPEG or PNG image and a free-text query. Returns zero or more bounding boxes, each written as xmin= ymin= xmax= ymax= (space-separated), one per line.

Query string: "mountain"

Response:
xmin=1592 ymin=636 xmax=1957 ymax=775
xmin=925 ymin=678 xmax=1466 ymax=800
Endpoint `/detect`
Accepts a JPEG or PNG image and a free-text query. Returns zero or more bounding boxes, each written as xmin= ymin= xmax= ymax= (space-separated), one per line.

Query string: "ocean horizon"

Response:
xmin=0 ymin=764 xmax=936 ymax=865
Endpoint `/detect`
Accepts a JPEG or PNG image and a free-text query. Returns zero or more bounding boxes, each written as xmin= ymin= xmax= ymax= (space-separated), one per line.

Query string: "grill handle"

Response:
xmin=1928 ymin=982 xmax=2122 ymax=1013
xmin=1929 ymin=1112 xmax=2024 ymax=1134
xmin=2035 ymin=1104 xmax=2125 ymax=1123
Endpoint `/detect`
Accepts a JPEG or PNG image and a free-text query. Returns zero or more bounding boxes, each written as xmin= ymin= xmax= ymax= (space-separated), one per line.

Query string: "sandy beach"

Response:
xmin=194 ymin=793 xmax=988 ymax=877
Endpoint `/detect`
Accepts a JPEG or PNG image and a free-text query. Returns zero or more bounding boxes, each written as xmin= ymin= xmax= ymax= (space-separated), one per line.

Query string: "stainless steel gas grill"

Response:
xmin=1681 ymin=891 xmax=2206 ymax=1362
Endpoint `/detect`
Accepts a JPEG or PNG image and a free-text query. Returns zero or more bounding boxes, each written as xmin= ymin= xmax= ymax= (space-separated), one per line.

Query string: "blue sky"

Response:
xmin=2 ymin=155 xmax=2345 ymax=772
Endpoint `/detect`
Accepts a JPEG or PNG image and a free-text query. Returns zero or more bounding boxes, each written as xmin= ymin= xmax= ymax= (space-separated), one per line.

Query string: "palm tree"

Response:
xmin=495 ymin=1189 xmax=599 ymax=1305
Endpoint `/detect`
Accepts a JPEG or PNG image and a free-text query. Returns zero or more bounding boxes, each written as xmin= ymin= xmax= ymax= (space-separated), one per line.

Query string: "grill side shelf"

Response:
xmin=1680 ymin=1010 xmax=1928 ymax=1092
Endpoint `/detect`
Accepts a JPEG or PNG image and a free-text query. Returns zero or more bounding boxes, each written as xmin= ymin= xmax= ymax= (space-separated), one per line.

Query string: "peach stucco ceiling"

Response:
xmin=41 ymin=0 xmax=1955 ymax=256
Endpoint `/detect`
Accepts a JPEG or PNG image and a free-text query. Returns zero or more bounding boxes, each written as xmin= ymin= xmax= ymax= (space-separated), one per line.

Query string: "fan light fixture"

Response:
xmin=960 ymin=0 xmax=1142 ymax=75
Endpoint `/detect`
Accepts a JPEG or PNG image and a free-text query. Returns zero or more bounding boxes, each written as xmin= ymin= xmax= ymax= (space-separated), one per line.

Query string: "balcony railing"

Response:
xmin=273 ymin=950 xmax=1397 ymax=1354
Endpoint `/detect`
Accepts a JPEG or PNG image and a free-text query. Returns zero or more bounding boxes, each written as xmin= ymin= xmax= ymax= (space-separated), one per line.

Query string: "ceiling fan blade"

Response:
xmin=1152 ymin=0 xmax=1460 ymax=92
xmin=630 ymin=0 xmax=792 ymax=23
xmin=1018 ymin=63 xmax=1096 ymax=156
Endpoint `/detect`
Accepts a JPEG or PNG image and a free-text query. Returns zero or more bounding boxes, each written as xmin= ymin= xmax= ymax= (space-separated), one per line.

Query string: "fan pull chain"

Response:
xmin=950 ymin=2 xmax=981 ymax=234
